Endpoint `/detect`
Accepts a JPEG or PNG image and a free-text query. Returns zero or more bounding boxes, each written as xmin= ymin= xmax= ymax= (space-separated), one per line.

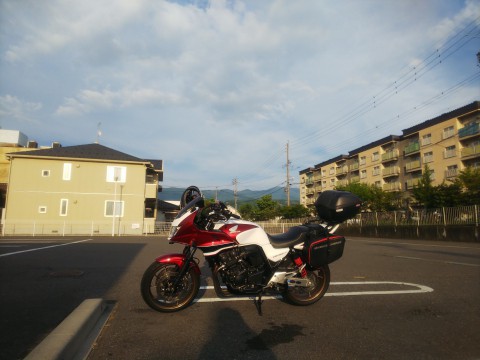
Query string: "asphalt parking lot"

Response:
xmin=1 ymin=236 xmax=479 ymax=360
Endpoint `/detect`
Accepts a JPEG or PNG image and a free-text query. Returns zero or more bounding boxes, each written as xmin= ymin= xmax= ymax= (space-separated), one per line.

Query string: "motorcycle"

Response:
xmin=141 ymin=186 xmax=361 ymax=314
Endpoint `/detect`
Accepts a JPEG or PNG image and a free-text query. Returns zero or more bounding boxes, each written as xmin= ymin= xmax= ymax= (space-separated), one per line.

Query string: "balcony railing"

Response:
xmin=383 ymin=182 xmax=401 ymax=191
xmin=405 ymin=160 xmax=421 ymax=172
xmin=382 ymin=166 xmax=400 ymax=177
xmin=461 ymin=144 xmax=480 ymax=158
xmin=406 ymin=178 xmax=421 ymax=189
xmin=349 ymin=162 xmax=359 ymax=171
xmin=381 ymin=149 xmax=399 ymax=162
xmin=349 ymin=175 xmax=360 ymax=183
xmin=404 ymin=142 xmax=420 ymax=156
xmin=458 ymin=122 xmax=479 ymax=138
xmin=336 ymin=166 xmax=348 ymax=176
xmin=445 ymin=168 xmax=458 ymax=178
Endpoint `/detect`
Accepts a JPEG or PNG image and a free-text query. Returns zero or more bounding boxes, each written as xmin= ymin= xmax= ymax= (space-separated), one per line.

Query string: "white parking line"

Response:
xmin=0 ymin=239 xmax=94 ymax=258
xmin=396 ymin=255 xmax=480 ymax=267
xmin=194 ymin=281 xmax=433 ymax=303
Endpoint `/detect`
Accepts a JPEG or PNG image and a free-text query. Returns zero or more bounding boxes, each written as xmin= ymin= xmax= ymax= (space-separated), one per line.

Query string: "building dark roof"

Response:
xmin=348 ymin=135 xmax=401 ymax=156
xmin=402 ymin=101 xmax=480 ymax=136
xmin=8 ymin=143 xmax=158 ymax=164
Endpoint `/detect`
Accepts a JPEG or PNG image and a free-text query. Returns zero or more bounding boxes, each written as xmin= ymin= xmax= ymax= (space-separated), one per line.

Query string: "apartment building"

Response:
xmin=300 ymin=101 xmax=480 ymax=208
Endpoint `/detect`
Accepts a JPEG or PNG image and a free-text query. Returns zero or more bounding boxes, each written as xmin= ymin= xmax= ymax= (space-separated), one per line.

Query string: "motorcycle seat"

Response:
xmin=267 ymin=225 xmax=310 ymax=248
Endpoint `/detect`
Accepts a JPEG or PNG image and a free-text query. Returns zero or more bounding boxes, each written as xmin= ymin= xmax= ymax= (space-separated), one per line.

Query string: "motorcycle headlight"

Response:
xmin=168 ymin=226 xmax=180 ymax=240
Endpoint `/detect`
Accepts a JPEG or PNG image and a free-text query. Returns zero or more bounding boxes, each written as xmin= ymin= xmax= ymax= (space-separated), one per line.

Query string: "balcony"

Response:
xmin=336 ymin=166 xmax=348 ymax=176
xmin=383 ymin=182 xmax=401 ymax=192
xmin=145 ymin=183 xmax=158 ymax=199
xmin=404 ymin=142 xmax=420 ymax=156
xmin=382 ymin=166 xmax=400 ymax=178
xmin=306 ymin=178 xmax=314 ymax=186
xmin=459 ymin=122 xmax=479 ymax=139
xmin=381 ymin=149 xmax=399 ymax=163
xmin=461 ymin=144 xmax=480 ymax=159
xmin=406 ymin=178 xmax=421 ymax=189
xmin=349 ymin=175 xmax=360 ymax=183
xmin=349 ymin=162 xmax=359 ymax=172
xmin=445 ymin=168 xmax=458 ymax=178
xmin=405 ymin=160 xmax=421 ymax=172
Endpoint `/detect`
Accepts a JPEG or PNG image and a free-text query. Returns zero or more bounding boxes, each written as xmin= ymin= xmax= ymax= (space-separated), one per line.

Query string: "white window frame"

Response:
xmin=105 ymin=200 xmax=124 ymax=217
xmin=60 ymin=199 xmax=68 ymax=216
xmin=444 ymin=145 xmax=456 ymax=159
xmin=63 ymin=163 xmax=72 ymax=181
xmin=443 ymin=126 xmax=455 ymax=139
xmin=39 ymin=206 xmax=47 ymax=214
xmin=423 ymin=151 xmax=433 ymax=163
xmin=422 ymin=134 xmax=432 ymax=146
xmin=372 ymin=152 xmax=379 ymax=162
xmin=360 ymin=156 xmax=366 ymax=166
xmin=372 ymin=166 xmax=380 ymax=176
xmin=106 ymin=166 xmax=127 ymax=183
xmin=360 ymin=170 xmax=367 ymax=179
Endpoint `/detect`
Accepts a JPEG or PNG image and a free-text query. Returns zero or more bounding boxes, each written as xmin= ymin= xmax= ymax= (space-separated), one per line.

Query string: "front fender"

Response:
xmin=154 ymin=253 xmax=201 ymax=275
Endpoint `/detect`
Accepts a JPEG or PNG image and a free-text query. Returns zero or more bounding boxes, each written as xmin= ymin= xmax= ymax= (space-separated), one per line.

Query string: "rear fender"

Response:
xmin=154 ymin=253 xmax=201 ymax=275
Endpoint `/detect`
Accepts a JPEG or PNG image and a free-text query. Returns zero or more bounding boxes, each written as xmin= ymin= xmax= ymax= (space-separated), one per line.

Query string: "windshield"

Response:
xmin=175 ymin=196 xmax=204 ymax=219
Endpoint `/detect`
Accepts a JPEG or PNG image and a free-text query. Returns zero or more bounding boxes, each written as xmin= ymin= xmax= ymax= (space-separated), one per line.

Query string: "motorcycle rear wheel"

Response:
xmin=283 ymin=265 xmax=330 ymax=306
xmin=141 ymin=262 xmax=199 ymax=312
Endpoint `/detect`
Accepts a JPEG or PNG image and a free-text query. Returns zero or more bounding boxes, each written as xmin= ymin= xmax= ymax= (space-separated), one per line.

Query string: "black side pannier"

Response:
xmin=315 ymin=190 xmax=361 ymax=223
xmin=302 ymin=224 xmax=346 ymax=268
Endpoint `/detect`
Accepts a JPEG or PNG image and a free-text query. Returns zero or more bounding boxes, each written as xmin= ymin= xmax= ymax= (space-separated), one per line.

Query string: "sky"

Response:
xmin=0 ymin=0 xmax=479 ymax=193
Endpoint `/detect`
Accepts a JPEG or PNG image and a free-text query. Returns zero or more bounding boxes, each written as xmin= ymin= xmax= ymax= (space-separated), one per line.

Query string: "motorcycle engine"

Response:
xmin=217 ymin=245 xmax=270 ymax=290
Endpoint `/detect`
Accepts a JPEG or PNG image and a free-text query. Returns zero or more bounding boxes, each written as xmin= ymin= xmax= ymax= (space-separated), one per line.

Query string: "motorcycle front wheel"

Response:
xmin=283 ymin=265 xmax=330 ymax=306
xmin=141 ymin=262 xmax=200 ymax=312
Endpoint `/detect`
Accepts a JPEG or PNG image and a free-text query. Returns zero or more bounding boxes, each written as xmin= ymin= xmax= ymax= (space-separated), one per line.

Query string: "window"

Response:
xmin=105 ymin=201 xmax=124 ymax=217
xmin=321 ymin=169 xmax=326 ymax=177
xmin=106 ymin=166 xmax=127 ymax=183
xmin=423 ymin=151 xmax=433 ymax=163
xmin=329 ymin=167 xmax=334 ymax=175
xmin=446 ymin=165 xmax=458 ymax=178
xmin=60 ymin=199 xmax=68 ymax=216
xmin=42 ymin=170 xmax=50 ymax=177
xmin=373 ymin=166 xmax=380 ymax=176
xmin=443 ymin=126 xmax=455 ymax=139
xmin=360 ymin=170 xmax=367 ymax=179
xmin=422 ymin=134 xmax=432 ymax=146
xmin=360 ymin=156 xmax=366 ymax=166
xmin=444 ymin=145 xmax=456 ymax=159
xmin=63 ymin=163 xmax=72 ymax=181
xmin=39 ymin=206 xmax=47 ymax=213
xmin=374 ymin=181 xmax=382 ymax=188
xmin=372 ymin=152 xmax=379 ymax=162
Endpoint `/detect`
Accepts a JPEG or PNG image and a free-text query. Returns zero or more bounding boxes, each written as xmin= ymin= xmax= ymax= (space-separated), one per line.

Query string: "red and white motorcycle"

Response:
xmin=141 ymin=186 xmax=361 ymax=314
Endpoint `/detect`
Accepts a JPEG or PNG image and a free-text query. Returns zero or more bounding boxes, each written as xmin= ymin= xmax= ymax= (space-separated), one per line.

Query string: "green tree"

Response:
xmin=412 ymin=165 xmax=437 ymax=208
xmin=279 ymin=204 xmax=312 ymax=219
xmin=336 ymin=182 xmax=400 ymax=211
xmin=455 ymin=167 xmax=480 ymax=204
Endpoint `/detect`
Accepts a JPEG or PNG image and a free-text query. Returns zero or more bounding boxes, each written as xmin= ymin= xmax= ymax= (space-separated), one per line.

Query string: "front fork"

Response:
xmin=172 ymin=245 xmax=198 ymax=291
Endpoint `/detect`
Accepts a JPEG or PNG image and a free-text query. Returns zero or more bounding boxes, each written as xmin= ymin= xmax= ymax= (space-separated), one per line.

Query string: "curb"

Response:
xmin=24 ymin=298 xmax=111 ymax=360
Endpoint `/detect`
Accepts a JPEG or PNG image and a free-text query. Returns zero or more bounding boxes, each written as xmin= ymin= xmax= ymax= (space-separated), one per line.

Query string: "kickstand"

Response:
xmin=254 ymin=293 xmax=264 ymax=316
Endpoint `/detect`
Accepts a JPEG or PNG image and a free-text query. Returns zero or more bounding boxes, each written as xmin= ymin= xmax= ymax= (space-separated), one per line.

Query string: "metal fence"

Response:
xmin=2 ymin=205 xmax=478 ymax=237
xmin=345 ymin=205 xmax=479 ymax=227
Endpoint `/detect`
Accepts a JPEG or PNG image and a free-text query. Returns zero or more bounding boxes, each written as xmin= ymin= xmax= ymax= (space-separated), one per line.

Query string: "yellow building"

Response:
xmin=3 ymin=143 xmax=163 ymax=235
xmin=300 ymin=101 xmax=480 ymax=208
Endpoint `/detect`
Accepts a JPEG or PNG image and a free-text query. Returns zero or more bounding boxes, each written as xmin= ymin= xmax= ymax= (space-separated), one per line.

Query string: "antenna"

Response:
xmin=96 ymin=122 xmax=102 ymax=143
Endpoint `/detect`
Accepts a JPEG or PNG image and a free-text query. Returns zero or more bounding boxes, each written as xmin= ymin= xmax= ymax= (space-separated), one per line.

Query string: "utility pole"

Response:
xmin=286 ymin=141 xmax=291 ymax=206
xmin=232 ymin=178 xmax=238 ymax=210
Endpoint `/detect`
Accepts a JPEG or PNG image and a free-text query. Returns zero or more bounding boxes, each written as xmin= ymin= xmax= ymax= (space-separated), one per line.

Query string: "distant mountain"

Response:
xmin=159 ymin=186 xmax=300 ymax=205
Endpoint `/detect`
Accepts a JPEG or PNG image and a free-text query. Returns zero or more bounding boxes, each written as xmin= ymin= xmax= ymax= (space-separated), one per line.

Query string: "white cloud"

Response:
xmin=0 ymin=95 xmax=42 ymax=123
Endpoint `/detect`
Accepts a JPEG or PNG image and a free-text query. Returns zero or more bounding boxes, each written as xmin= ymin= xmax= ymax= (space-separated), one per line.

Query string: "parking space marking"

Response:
xmin=194 ymin=281 xmax=433 ymax=303
xmin=396 ymin=255 xmax=480 ymax=267
xmin=0 ymin=239 xmax=93 ymax=258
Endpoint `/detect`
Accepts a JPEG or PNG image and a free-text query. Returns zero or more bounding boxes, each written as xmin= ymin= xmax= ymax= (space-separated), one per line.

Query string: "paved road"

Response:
xmin=1 ymin=236 xmax=479 ymax=359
